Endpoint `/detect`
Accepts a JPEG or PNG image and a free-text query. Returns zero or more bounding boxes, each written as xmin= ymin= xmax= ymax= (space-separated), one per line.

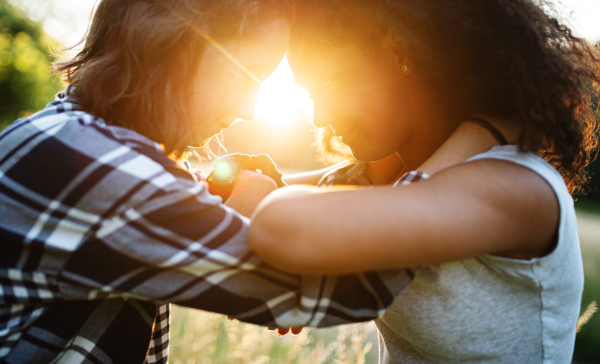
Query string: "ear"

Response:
xmin=381 ymin=29 xmax=413 ymax=75
xmin=398 ymin=54 xmax=414 ymax=75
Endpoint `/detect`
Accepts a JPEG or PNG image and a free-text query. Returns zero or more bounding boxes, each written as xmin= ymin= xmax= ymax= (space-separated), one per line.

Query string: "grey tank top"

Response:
xmin=375 ymin=145 xmax=584 ymax=364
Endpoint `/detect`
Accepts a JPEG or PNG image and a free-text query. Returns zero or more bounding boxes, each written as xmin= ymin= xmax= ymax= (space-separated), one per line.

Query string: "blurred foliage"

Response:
xmin=563 ymin=44 xmax=600 ymax=363
xmin=576 ymin=45 xmax=600 ymax=208
xmin=0 ymin=0 xmax=62 ymax=131
xmin=170 ymin=306 xmax=378 ymax=364
xmin=573 ymin=211 xmax=600 ymax=363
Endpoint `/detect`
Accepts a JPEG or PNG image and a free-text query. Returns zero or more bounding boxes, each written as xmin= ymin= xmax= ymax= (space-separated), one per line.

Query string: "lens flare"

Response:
xmin=212 ymin=159 xmax=237 ymax=181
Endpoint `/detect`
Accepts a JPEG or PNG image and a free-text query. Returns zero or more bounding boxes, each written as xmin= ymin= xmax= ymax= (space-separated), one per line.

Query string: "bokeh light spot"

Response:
xmin=213 ymin=160 xmax=236 ymax=180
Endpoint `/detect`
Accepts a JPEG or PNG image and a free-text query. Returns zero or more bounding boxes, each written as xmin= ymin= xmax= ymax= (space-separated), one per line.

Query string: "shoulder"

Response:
xmin=432 ymin=157 xmax=558 ymax=211
xmin=1 ymin=99 xmax=197 ymax=208
xmin=430 ymin=157 xmax=560 ymax=258
xmin=10 ymin=98 xmax=181 ymax=174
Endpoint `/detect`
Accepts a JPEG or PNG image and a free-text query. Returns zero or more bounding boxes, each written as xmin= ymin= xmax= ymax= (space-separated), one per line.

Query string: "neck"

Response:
xmin=366 ymin=154 xmax=405 ymax=185
xmin=397 ymin=111 xmax=460 ymax=171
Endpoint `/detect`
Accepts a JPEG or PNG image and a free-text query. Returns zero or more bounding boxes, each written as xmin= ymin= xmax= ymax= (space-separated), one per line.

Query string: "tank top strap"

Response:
xmin=461 ymin=117 xmax=509 ymax=146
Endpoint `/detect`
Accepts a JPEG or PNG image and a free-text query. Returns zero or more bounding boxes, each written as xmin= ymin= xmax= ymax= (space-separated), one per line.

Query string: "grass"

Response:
xmin=575 ymin=197 xmax=600 ymax=215
xmin=169 ymin=209 xmax=600 ymax=364
xmin=573 ymin=210 xmax=600 ymax=362
xmin=169 ymin=306 xmax=378 ymax=364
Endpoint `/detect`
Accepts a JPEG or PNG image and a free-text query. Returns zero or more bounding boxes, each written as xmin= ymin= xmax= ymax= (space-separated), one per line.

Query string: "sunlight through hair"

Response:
xmin=254 ymin=55 xmax=314 ymax=129
xmin=159 ymin=0 xmax=265 ymax=157
xmin=155 ymin=0 xmax=261 ymax=84
xmin=189 ymin=132 xmax=227 ymax=161
xmin=191 ymin=56 xmax=314 ymax=161
xmin=157 ymin=0 xmax=312 ymax=160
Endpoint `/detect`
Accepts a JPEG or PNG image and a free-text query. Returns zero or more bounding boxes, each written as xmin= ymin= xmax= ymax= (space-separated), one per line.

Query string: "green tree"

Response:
xmin=0 ymin=0 xmax=61 ymax=131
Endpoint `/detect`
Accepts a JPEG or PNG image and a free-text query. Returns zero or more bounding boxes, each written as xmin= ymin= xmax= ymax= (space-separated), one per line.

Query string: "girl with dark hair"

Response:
xmin=249 ymin=0 xmax=600 ymax=363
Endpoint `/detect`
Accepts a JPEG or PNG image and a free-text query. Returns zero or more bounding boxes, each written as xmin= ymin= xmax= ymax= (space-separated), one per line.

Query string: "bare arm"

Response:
xmin=249 ymin=160 xmax=558 ymax=275
xmin=249 ymin=121 xmax=558 ymax=275
xmin=283 ymin=161 xmax=350 ymax=186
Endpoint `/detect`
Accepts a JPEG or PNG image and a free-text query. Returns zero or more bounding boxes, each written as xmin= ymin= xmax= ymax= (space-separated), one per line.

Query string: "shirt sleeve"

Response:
xmin=58 ymin=165 xmax=413 ymax=329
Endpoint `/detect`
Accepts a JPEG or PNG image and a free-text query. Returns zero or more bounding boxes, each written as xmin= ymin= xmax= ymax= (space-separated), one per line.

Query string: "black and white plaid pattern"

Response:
xmin=317 ymin=161 xmax=430 ymax=188
xmin=318 ymin=161 xmax=373 ymax=187
xmin=145 ymin=304 xmax=169 ymax=364
xmin=0 ymin=92 xmax=415 ymax=364
xmin=393 ymin=170 xmax=430 ymax=186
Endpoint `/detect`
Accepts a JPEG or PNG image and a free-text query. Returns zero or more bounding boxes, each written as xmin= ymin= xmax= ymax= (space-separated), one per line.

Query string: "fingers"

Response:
xmin=231 ymin=319 xmax=302 ymax=336
xmin=277 ymin=328 xmax=290 ymax=336
xmin=213 ymin=154 xmax=286 ymax=188
xmin=192 ymin=169 xmax=207 ymax=182
xmin=266 ymin=327 xmax=303 ymax=336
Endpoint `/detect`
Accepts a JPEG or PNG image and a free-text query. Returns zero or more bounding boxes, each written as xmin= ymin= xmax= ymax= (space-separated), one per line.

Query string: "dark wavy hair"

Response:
xmin=294 ymin=0 xmax=600 ymax=194
xmin=53 ymin=0 xmax=293 ymax=159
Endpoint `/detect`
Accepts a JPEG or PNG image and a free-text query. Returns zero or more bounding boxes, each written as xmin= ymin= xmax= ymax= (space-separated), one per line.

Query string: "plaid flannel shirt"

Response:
xmin=0 ymin=92 xmax=416 ymax=364
xmin=318 ymin=161 xmax=373 ymax=187
xmin=317 ymin=161 xmax=430 ymax=188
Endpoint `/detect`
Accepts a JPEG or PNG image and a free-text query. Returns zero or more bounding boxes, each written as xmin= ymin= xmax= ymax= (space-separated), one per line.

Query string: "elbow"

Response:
xmin=249 ymin=201 xmax=317 ymax=274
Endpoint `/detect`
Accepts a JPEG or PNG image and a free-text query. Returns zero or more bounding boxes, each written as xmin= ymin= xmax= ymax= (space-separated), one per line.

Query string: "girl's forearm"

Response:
xmin=282 ymin=161 xmax=351 ymax=186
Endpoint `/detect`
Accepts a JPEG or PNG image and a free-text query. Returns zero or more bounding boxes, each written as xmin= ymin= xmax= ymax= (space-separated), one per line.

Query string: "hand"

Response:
xmin=224 ymin=170 xmax=277 ymax=217
xmin=207 ymin=154 xmax=286 ymax=200
xmin=268 ymin=327 xmax=303 ymax=336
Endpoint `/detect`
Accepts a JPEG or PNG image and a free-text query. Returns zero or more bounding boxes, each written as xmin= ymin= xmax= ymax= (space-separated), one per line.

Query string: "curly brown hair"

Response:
xmin=294 ymin=0 xmax=600 ymax=194
xmin=53 ymin=0 xmax=292 ymax=159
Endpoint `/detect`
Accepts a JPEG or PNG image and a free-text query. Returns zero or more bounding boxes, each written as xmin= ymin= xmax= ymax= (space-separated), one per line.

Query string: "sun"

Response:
xmin=253 ymin=55 xmax=314 ymax=129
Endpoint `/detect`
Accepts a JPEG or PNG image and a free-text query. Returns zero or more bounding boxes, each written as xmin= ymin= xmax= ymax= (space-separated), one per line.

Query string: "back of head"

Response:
xmin=292 ymin=0 xmax=600 ymax=194
xmin=54 ymin=0 xmax=293 ymax=158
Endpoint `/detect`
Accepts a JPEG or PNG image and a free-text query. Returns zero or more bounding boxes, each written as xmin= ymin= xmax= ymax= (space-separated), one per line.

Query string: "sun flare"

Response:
xmin=254 ymin=55 xmax=314 ymax=129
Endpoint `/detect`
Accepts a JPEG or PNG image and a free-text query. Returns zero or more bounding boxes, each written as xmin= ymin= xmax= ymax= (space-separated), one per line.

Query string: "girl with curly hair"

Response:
xmin=249 ymin=1 xmax=600 ymax=362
